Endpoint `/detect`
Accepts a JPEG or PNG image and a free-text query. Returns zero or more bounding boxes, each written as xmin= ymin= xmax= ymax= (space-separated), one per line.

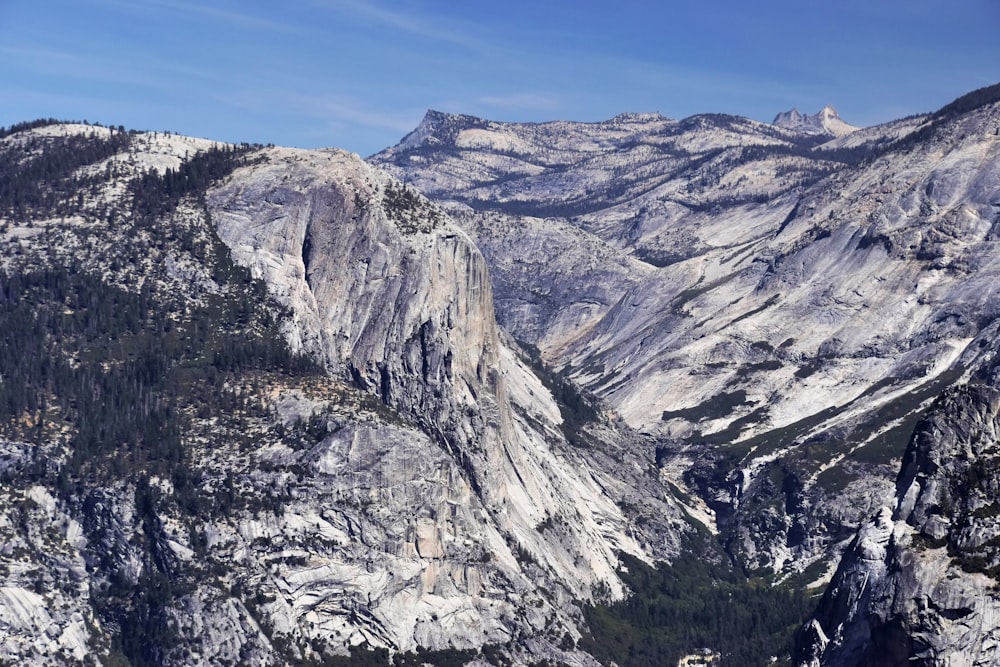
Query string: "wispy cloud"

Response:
xmin=1 ymin=43 xmax=224 ymax=90
xmin=1 ymin=45 xmax=157 ymax=87
xmin=594 ymin=53 xmax=821 ymax=105
xmin=315 ymin=0 xmax=482 ymax=48
xmin=96 ymin=0 xmax=307 ymax=35
xmin=0 ymin=85 xmax=172 ymax=130
xmin=226 ymin=88 xmax=421 ymax=133
xmin=476 ymin=92 xmax=560 ymax=111
xmin=305 ymin=95 xmax=423 ymax=133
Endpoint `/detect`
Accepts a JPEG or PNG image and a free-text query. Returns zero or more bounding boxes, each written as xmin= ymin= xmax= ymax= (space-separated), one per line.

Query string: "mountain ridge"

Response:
xmin=371 ymin=84 xmax=1000 ymax=597
xmin=0 ymin=123 xmax=688 ymax=665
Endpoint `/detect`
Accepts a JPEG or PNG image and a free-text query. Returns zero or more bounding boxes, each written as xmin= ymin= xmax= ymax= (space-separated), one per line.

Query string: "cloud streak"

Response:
xmin=1 ymin=43 xmax=225 ymax=90
xmin=476 ymin=92 xmax=560 ymax=111
xmin=96 ymin=0 xmax=307 ymax=35
xmin=316 ymin=0 xmax=483 ymax=49
xmin=227 ymin=88 xmax=422 ymax=134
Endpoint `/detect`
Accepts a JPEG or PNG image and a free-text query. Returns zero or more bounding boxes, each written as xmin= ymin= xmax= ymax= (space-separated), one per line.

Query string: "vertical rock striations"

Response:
xmin=0 ymin=126 xmax=685 ymax=664
xmin=207 ymin=147 xmax=686 ymax=652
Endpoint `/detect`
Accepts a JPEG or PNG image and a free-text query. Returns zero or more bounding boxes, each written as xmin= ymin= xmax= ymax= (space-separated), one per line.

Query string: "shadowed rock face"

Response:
xmin=4 ymin=86 xmax=1000 ymax=664
xmin=798 ymin=381 xmax=1000 ymax=666
xmin=209 ymin=149 xmax=503 ymax=471
xmin=374 ymin=96 xmax=1000 ymax=580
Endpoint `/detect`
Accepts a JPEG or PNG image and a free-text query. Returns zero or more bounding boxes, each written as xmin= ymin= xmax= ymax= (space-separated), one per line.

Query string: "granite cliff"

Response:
xmin=372 ymin=85 xmax=1000 ymax=584
xmin=0 ymin=125 xmax=686 ymax=665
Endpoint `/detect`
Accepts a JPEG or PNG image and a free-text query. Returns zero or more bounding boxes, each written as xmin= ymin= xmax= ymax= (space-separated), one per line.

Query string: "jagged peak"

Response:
xmin=773 ymin=107 xmax=804 ymax=124
xmin=419 ymin=108 xmax=485 ymax=126
xmin=773 ymin=104 xmax=859 ymax=137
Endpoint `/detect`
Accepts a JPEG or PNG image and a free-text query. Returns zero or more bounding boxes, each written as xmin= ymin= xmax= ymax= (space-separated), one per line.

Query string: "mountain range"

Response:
xmin=1 ymin=83 xmax=999 ymax=665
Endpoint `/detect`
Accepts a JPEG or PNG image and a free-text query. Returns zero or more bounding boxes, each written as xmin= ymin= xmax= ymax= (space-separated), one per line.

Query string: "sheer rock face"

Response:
xmin=4 ymin=87 xmax=1000 ymax=664
xmin=798 ymin=382 xmax=1000 ymax=666
xmin=208 ymin=148 xmax=505 ymax=481
xmin=205 ymin=147 xmax=686 ymax=649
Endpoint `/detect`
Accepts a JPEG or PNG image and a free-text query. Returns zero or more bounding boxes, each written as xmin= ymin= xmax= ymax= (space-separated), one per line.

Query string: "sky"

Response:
xmin=1 ymin=0 xmax=998 ymax=157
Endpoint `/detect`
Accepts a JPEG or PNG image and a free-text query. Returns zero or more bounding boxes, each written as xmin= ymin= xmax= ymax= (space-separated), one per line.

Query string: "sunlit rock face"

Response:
xmin=3 ymin=83 xmax=1000 ymax=664
xmin=205 ymin=146 xmax=689 ymax=653
xmin=798 ymin=381 xmax=1000 ymax=666
xmin=773 ymin=105 xmax=860 ymax=137
xmin=0 ymin=125 xmax=687 ymax=665
xmin=373 ymin=95 xmax=1000 ymax=580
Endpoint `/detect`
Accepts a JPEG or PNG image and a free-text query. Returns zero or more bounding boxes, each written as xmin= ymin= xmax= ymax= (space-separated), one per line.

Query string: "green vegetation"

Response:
xmin=0 ymin=124 xmax=134 ymax=220
xmin=517 ymin=341 xmax=599 ymax=447
xmin=0 ymin=125 xmax=320 ymax=666
xmin=578 ymin=551 xmax=812 ymax=666
xmin=698 ymin=406 xmax=772 ymax=446
xmin=130 ymin=141 xmax=263 ymax=223
xmin=382 ymin=180 xmax=444 ymax=234
xmin=0 ymin=260 xmax=318 ymax=666
xmin=632 ymin=247 xmax=690 ymax=268
xmin=0 ymin=118 xmax=66 ymax=138
xmin=932 ymin=82 xmax=1000 ymax=121
xmin=661 ymin=390 xmax=749 ymax=423
xmin=291 ymin=643 xmax=508 ymax=666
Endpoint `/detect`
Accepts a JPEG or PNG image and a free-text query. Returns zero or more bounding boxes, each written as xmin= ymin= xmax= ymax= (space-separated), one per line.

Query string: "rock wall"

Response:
xmin=207 ymin=147 xmax=687 ymax=651
xmin=798 ymin=382 xmax=1000 ymax=665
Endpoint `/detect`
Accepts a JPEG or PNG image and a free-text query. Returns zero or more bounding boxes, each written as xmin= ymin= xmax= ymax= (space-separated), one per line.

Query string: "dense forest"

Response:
xmin=316 ymin=545 xmax=814 ymax=667
xmin=0 ymin=123 xmax=133 ymax=220
xmin=579 ymin=550 xmax=813 ymax=666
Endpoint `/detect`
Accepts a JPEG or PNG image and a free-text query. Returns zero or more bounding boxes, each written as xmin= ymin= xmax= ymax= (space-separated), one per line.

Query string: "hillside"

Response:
xmin=372 ymin=84 xmax=1000 ymax=595
xmin=0 ymin=122 xmax=691 ymax=665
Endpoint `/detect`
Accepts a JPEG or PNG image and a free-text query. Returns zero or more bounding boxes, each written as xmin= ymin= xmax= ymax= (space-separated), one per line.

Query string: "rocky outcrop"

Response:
xmin=773 ymin=106 xmax=860 ymax=137
xmin=798 ymin=383 xmax=1000 ymax=665
xmin=4 ymin=84 xmax=1000 ymax=663
xmin=0 ymin=126 xmax=687 ymax=664
xmin=207 ymin=148 xmax=686 ymax=604
xmin=202 ymin=147 xmax=691 ymax=656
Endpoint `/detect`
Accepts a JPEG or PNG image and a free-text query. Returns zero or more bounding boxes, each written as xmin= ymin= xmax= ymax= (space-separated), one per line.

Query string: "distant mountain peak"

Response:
xmin=395 ymin=109 xmax=488 ymax=150
xmin=773 ymin=105 xmax=860 ymax=137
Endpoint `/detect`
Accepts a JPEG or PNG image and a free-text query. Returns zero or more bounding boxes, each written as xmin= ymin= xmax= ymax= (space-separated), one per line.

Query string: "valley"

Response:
xmin=1 ymin=82 xmax=999 ymax=665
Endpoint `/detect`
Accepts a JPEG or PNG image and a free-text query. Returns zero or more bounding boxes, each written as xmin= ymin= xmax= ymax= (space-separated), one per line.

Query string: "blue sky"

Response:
xmin=2 ymin=0 xmax=998 ymax=156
